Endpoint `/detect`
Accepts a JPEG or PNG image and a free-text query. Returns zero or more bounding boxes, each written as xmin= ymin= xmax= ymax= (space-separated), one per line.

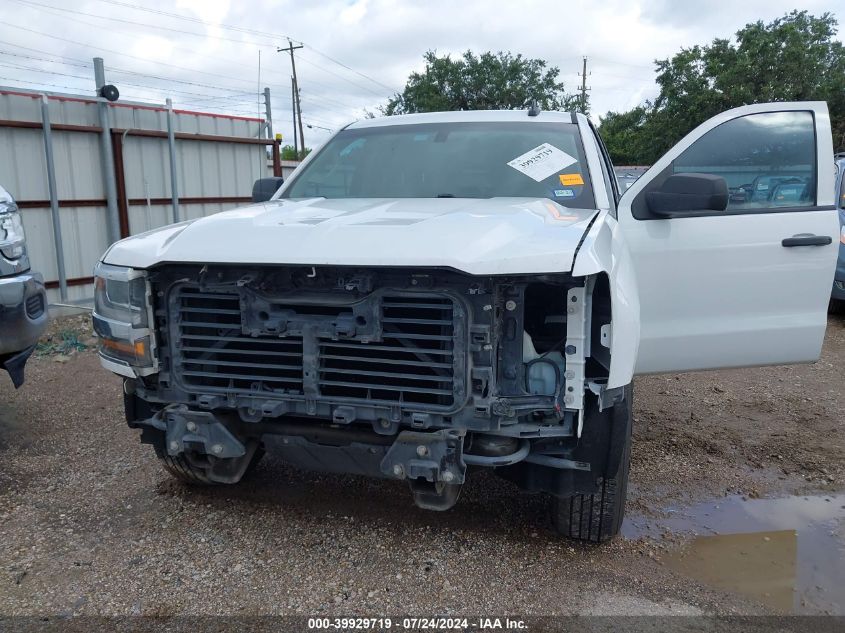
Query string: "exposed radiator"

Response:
xmin=170 ymin=287 xmax=458 ymax=408
xmin=318 ymin=296 xmax=456 ymax=406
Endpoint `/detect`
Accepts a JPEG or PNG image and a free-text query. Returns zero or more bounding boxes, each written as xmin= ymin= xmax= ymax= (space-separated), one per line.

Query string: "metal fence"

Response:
xmin=0 ymin=83 xmax=289 ymax=304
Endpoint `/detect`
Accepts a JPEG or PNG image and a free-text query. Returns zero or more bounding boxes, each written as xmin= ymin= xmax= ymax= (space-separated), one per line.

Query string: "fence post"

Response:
xmin=272 ymin=138 xmax=282 ymax=177
xmin=110 ymin=130 xmax=131 ymax=238
xmin=165 ymin=98 xmax=180 ymax=224
xmin=93 ymin=57 xmax=121 ymax=244
xmin=39 ymin=95 xmax=67 ymax=302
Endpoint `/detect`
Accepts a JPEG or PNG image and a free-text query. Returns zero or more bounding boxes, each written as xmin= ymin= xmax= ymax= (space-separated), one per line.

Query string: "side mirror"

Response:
xmin=252 ymin=177 xmax=285 ymax=203
xmin=646 ymin=173 xmax=728 ymax=217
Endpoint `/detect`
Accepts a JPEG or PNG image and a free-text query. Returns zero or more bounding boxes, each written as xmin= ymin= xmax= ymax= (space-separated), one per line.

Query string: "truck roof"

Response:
xmin=347 ymin=109 xmax=580 ymax=129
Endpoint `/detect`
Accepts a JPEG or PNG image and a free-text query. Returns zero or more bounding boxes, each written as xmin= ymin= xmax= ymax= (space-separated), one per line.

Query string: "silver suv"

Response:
xmin=0 ymin=185 xmax=47 ymax=387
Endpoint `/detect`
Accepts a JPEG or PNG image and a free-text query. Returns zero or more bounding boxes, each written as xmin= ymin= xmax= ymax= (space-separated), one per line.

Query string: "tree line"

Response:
xmin=384 ymin=11 xmax=845 ymax=164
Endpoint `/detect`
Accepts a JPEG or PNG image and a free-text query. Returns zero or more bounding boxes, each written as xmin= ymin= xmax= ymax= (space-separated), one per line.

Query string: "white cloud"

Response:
xmin=130 ymin=34 xmax=175 ymax=62
xmin=0 ymin=0 xmax=841 ymax=148
xmin=340 ymin=0 xmax=369 ymax=25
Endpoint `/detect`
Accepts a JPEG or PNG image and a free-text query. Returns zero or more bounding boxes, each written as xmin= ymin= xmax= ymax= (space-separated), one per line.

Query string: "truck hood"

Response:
xmin=104 ymin=197 xmax=599 ymax=275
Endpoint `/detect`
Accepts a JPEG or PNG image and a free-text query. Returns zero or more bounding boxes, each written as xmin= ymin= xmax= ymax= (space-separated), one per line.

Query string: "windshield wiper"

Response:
xmin=435 ymin=193 xmax=456 ymax=198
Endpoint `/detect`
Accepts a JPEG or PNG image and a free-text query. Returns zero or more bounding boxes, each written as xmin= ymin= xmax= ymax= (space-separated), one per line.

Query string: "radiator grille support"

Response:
xmin=169 ymin=286 xmax=463 ymax=410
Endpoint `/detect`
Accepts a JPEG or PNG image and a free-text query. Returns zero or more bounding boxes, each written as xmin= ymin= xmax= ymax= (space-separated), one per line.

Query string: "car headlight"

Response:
xmin=0 ymin=195 xmax=26 ymax=260
xmin=92 ymin=262 xmax=158 ymax=375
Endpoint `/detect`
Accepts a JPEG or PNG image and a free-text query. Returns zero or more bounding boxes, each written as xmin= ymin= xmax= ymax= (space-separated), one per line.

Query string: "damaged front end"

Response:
xmin=109 ymin=263 xmax=614 ymax=510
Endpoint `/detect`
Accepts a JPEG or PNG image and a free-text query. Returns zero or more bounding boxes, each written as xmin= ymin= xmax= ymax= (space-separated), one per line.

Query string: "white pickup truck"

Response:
xmin=93 ymin=102 xmax=838 ymax=542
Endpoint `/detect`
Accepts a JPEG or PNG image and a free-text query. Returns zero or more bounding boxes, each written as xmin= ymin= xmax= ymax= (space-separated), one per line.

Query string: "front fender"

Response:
xmin=572 ymin=212 xmax=640 ymax=389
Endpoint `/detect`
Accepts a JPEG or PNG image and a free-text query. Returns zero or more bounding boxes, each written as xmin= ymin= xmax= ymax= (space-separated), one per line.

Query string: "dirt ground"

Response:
xmin=0 ymin=313 xmax=843 ymax=617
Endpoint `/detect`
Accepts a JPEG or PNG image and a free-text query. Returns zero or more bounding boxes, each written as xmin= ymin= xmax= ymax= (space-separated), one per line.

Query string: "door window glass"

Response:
xmin=672 ymin=111 xmax=816 ymax=210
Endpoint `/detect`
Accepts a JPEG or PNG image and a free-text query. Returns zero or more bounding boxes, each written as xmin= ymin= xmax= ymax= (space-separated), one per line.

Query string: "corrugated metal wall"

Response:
xmin=0 ymin=87 xmax=284 ymax=303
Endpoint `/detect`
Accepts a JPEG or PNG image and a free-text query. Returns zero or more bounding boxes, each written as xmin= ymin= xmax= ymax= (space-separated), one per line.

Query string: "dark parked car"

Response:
xmin=0 ymin=184 xmax=47 ymax=387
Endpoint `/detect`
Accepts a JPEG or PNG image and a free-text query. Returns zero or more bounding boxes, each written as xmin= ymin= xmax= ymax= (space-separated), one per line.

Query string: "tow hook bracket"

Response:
xmin=380 ymin=429 xmax=466 ymax=485
xmin=161 ymin=407 xmax=246 ymax=459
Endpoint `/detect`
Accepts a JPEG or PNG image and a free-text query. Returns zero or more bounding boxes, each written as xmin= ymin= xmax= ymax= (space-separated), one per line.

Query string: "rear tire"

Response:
xmin=551 ymin=386 xmax=632 ymax=543
xmin=830 ymin=298 xmax=845 ymax=315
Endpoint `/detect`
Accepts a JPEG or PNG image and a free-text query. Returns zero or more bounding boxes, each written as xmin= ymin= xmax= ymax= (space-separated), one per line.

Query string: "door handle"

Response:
xmin=781 ymin=234 xmax=833 ymax=247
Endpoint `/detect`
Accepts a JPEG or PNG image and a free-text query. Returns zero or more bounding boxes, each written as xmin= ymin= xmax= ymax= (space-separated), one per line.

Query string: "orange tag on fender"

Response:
xmin=559 ymin=173 xmax=584 ymax=186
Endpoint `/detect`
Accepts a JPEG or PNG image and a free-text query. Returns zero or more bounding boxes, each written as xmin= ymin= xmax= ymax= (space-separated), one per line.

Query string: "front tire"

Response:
xmin=159 ymin=445 xmax=265 ymax=486
xmin=160 ymin=453 xmax=216 ymax=485
xmin=551 ymin=386 xmax=632 ymax=543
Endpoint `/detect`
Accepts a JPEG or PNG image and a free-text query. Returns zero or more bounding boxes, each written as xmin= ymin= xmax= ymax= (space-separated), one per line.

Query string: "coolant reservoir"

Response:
xmin=523 ymin=331 xmax=565 ymax=396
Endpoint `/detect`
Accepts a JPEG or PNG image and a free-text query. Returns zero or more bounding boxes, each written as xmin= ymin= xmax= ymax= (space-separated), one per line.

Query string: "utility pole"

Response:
xmin=578 ymin=56 xmax=590 ymax=114
xmin=291 ymin=80 xmax=298 ymax=157
xmin=278 ymin=40 xmax=305 ymax=158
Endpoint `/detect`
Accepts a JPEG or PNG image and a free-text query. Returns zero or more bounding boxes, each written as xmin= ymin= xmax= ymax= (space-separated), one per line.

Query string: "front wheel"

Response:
xmin=551 ymin=385 xmax=632 ymax=543
xmin=159 ymin=443 xmax=265 ymax=485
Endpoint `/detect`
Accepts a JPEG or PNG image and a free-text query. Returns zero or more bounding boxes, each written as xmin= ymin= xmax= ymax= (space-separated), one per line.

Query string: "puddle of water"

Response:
xmin=623 ymin=493 xmax=845 ymax=614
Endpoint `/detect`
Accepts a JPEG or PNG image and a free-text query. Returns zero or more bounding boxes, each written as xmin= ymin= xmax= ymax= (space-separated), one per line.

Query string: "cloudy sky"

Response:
xmin=0 ymin=0 xmax=842 ymax=147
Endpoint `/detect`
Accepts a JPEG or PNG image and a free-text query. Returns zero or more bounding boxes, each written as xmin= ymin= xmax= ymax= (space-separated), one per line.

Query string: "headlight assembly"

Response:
xmin=92 ymin=262 xmax=158 ymax=376
xmin=0 ymin=194 xmax=26 ymax=260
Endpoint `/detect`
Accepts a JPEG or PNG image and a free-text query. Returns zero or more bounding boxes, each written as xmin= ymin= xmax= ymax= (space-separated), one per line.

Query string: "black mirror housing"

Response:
xmin=252 ymin=177 xmax=285 ymax=203
xmin=646 ymin=173 xmax=728 ymax=217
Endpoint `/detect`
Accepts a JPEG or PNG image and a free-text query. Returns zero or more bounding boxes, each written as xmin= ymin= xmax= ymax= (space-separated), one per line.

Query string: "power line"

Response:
xmin=0 ymin=51 xmax=259 ymax=111
xmin=14 ymin=0 xmax=397 ymax=95
xmin=7 ymin=0 xmax=395 ymax=108
xmin=302 ymin=45 xmax=400 ymax=93
xmin=2 ymin=21 xmax=271 ymax=90
xmin=7 ymin=0 xmax=300 ymax=86
xmin=0 ymin=56 xmax=263 ymax=103
xmin=0 ymin=16 xmax=378 ymax=123
xmin=87 ymin=0 xmax=399 ymax=93
xmin=0 ymin=75 xmax=164 ymax=104
xmin=9 ymin=0 xmax=279 ymax=48
xmin=91 ymin=0 xmax=291 ymax=42
xmin=590 ymin=55 xmax=656 ymax=72
xmin=1 ymin=42 xmax=361 ymax=115
xmin=1 ymin=19 xmax=371 ymax=115
xmin=294 ymin=52 xmax=390 ymax=98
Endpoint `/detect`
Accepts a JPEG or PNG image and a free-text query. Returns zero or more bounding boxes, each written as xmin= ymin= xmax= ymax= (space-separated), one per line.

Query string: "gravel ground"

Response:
xmin=0 ymin=313 xmax=843 ymax=616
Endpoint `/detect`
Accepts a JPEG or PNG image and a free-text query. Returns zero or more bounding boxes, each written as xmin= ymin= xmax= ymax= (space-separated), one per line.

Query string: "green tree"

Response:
xmin=595 ymin=106 xmax=651 ymax=165
xmin=599 ymin=11 xmax=845 ymax=163
xmin=279 ymin=144 xmax=311 ymax=160
xmin=384 ymin=50 xmax=581 ymax=115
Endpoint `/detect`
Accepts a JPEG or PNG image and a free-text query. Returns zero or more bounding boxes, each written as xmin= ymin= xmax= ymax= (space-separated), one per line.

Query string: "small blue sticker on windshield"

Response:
xmin=554 ymin=189 xmax=575 ymax=198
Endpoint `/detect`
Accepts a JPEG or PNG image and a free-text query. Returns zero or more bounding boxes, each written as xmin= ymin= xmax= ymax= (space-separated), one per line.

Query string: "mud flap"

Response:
xmin=3 ymin=344 xmax=35 ymax=389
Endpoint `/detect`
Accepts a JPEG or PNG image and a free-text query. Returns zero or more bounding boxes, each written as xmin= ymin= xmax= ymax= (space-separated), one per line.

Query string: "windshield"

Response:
xmin=280 ymin=121 xmax=596 ymax=208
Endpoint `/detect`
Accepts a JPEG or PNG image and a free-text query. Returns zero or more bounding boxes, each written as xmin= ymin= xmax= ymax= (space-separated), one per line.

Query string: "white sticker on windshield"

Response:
xmin=506 ymin=143 xmax=577 ymax=182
